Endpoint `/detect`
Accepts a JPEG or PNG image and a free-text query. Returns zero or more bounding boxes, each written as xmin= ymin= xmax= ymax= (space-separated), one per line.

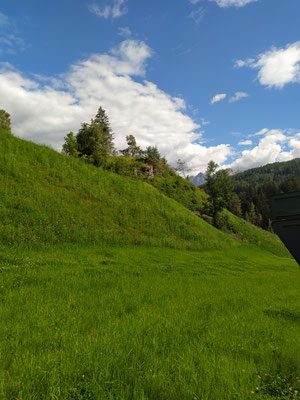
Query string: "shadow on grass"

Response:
xmin=264 ymin=309 xmax=300 ymax=325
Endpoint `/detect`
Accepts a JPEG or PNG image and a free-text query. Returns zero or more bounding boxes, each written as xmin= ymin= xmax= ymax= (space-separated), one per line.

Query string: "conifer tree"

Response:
xmin=120 ymin=135 xmax=143 ymax=158
xmin=62 ymin=106 xmax=115 ymax=167
xmin=94 ymin=106 xmax=114 ymax=155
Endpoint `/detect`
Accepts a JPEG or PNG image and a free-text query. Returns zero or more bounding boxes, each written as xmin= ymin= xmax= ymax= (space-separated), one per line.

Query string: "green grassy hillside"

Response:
xmin=0 ymin=131 xmax=288 ymax=257
xmin=0 ymin=131 xmax=231 ymax=250
xmin=1 ymin=131 xmax=299 ymax=400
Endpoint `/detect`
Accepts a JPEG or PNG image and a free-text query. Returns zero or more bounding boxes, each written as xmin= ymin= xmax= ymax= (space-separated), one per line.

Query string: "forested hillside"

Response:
xmin=230 ymin=159 xmax=300 ymax=230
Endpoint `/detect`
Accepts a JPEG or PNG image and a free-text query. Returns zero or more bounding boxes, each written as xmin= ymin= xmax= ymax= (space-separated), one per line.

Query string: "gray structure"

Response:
xmin=270 ymin=192 xmax=300 ymax=266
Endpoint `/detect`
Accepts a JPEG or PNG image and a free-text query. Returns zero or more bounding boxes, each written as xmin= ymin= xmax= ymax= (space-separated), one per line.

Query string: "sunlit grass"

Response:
xmin=0 ymin=244 xmax=299 ymax=399
xmin=0 ymin=131 xmax=297 ymax=399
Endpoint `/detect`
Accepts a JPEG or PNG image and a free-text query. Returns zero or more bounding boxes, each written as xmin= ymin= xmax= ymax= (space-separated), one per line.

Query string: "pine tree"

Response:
xmin=94 ymin=107 xmax=114 ymax=155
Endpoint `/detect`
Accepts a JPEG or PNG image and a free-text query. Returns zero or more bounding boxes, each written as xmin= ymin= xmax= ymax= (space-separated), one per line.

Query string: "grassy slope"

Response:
xmin=1 ymin=132 xmax=299 ymax=399
xmin=0 ymin=131 xmax=288 ymax=257
xmin=0 ymin=131 xmax=231 ymax=251
xmin=224 ymin=210 xmax=287 ymax=257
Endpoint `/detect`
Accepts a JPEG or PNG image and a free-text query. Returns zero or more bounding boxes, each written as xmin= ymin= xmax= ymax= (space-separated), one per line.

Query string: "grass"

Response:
xmin=0 ymin=131 xmax=232 ymax=251
xmin=0 ymin=131 xmax=298 ymax=399
xmin=0 ymin=131 xmax=288 ymax=257
xmin=0 ymin=244 xmax=299 ymax=400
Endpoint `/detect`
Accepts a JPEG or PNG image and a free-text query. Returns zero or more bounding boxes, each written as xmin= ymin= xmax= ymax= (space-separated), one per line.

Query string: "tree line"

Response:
xmin=6 ymin=105 xmax=298 ymax=233
xmin=61 ymin=106 xmax=235 ymax=227
xmin=229 ymin=161 xmax=300 ymax=231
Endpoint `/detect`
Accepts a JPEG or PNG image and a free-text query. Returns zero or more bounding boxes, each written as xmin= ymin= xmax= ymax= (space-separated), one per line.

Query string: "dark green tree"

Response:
xmin=76 ymin=121 xmax=109 ymax=166
xmin=94 ymin=106 xmax=114 ymax=155
xmin=228 ymin=192 xmax=242 ymax=217
xmin=143 ymin=146 xmax=164 ymax=174
xmin=62 ymin=107 xmax=115 ymax=167
xmin=0 ymin=109 xmax=11 ymax=132
xmin=245 ymin=202 xmax=258 ymax=225
xmin=205 ymin=160 xmax=234 ymax=225
xmin=143 ymin=146 xmax=161 ymax=164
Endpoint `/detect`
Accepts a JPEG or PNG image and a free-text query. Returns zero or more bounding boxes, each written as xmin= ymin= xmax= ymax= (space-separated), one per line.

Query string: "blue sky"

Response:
xmin=1 ymin=0 xmax=300 ymax=173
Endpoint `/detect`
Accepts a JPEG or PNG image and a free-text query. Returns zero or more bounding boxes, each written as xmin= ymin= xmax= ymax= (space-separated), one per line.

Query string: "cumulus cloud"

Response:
xmin=210 ymin=0 xmax=258 ymax=7
xmin=88 ymin=0 xmax=127 ymax=19
xmin=229 ymin=91 xmax=248 ymax=103
xmin=210 ymin=93 xmax=227 ymax=104
xmin=227 ymin=129 xmax=300 ymax=171
xmin=236 ymin=42 xmax=300 ymax=88
xmin=238 ymin=139 xmax=252 ymax=146
xmin=0 ymin=39 xmax=232 ymax=175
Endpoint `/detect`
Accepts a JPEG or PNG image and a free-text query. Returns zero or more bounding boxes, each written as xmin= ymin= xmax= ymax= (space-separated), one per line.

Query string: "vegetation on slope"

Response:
xmin=0 ymin=131 xmax=290 ymax=257
xmin=231 ymin=158 xmax=300 ymax=230
xmin=233 ymin=158 xmax=300 ymax=191
xmin=0 ymin=127 xmax=298 ymax=399
xmin=0 ymin=131 xmax=230 ymax=250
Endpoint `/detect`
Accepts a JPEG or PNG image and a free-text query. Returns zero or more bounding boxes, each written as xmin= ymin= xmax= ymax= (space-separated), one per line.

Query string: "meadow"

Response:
xmin=1 ymin=131 xmax=300 ymax=399
xmin=1 ymin=244 xmax=300 ymax=399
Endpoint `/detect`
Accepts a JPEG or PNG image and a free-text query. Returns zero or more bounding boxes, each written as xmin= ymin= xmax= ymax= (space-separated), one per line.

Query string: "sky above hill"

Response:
xmin=1 ymin=0 xmax=300 ymax=174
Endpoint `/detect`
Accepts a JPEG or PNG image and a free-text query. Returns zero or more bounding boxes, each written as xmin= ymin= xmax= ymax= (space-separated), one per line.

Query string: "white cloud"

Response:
xmin=210 ymin=0 xmax=258 ymax=7
xmin=238 ymin=139 xmax=252 ymax=146
xmin=0 ymin=13 xmax=29 ymax=54
xmin=118 ymin=26 xmax=132 ymax=38
xmin=200 ymin=117 xmax=210 ymax=126
xmin=227 ymin=129 xmax=300 ymax=171
xmin=249 ymin=128 xmax=269 ymax=137
xmin=189 ymin=7 xmax=205 ymax=24
xmin=210 ymin=93 xmax=227 ymax=104
xmin=0 ymin=39 xmax=232 ymax=175
xmin=236 ymin=42 xmax=300 ymax=88
xmin=229 ymin=91 xmax=248 ymax=103
xmin=0 ymin=12 xmax=9 ymax=27
xmin=88 ymin=0 xmax=127 ymax=19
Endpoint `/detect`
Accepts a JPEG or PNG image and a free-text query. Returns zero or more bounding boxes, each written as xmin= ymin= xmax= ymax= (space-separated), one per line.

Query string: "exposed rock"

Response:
xmin=142 ymin=165 xmax=154 ymax=177
xmin=193 ymin=211 xmax=213 ymax=221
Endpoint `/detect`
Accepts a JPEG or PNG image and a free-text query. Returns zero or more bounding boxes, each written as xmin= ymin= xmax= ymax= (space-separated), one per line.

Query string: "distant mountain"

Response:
xmin=190 ymin=172 xmax=205 ymax=186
